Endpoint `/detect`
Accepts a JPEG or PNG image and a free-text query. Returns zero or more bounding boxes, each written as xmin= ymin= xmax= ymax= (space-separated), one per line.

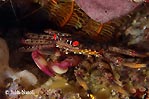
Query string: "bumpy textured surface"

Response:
xmin=75 ymin=0 xmax=140 ymax=23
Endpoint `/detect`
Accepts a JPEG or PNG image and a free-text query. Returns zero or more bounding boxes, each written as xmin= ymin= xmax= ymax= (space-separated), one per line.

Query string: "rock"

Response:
xmin=0 ymin=37 xmax=38 ymax=88
xmin=14 ymin=70 xmax=38 ymax=88
xmin=0 ymin=37 xmax=14 ymax=87
xmin=75 ymin=0 xmax=140 ymax=23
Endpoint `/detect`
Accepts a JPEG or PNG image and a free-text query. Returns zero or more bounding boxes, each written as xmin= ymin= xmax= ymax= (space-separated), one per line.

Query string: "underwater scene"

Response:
xmin=0 ymin=0 xmax=149 ymax=99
